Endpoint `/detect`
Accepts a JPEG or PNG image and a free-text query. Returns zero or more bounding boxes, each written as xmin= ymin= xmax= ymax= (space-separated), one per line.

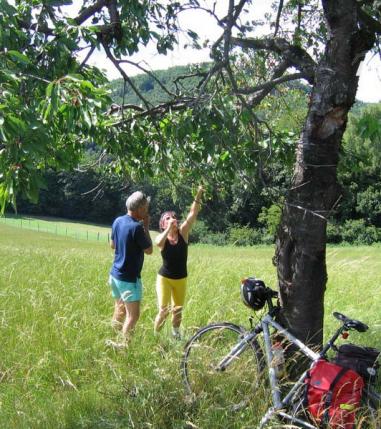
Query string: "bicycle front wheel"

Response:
xmin=181 ymin=322 xmax=266 ymax=409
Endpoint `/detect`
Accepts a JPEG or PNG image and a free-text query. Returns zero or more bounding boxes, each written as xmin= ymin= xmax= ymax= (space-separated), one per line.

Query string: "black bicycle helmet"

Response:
xmin=240 ymin=277 xmax=267 ymax=310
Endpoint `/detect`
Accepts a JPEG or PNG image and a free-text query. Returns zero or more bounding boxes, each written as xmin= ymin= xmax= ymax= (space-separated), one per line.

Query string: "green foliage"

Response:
xmin=342 ymin=104 xmax=381 ymax=171
xmin=338 ymin=103 xmax=381 ymax=230
xmin=227 ymin=224 xmax=263 ymax=246
xmin=326 ymin=219 xmax=381 ymax=245
xmin=326 ymin=222 xmax=343 ymax=244
xmin=0 ymin=1 xmax=114 ymax=212
xmin=189 ymin=220 xmax=211 ymax=243
xmin=1 ymin=0 xmax=306 ymax=213
xmin=340 ymin=219 xmax=381 ymax=245
xmin=190 ymin=222 xmax=271 ymax=247
xmin=356 ymin=186 xmax=381 ymax=224
xmin=0 ymin=0 xmax=185 ymax=212
xmin=258 ymin=203 xmax=283 ymax=237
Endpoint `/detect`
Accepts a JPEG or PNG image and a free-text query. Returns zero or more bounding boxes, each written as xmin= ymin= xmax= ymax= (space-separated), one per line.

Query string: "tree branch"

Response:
xmin=74 ymin=0 xmax=109 ymax=26
xmin=118 ymin=59 xmax=176 ymax=98
xmin=231 ymin=36 xmax=316 ymax=83
xmin=111 ymin=96 xmax=210 ymax=127
xmin=108 ymin=104 xmax=145 ymax=115
xmin=358 ymin=7 xmax=381 ymax=34
xmin=274 ymin=0 xmax=284 ymax=38
xmin=78 ymin=45 xmax=96 ymax=70
xmin=101 ymin=41 xmax=151 ymax=109
xmin=247 ymin=60 xmax=289 ymax=106
xmin=236 ymin=72 xmax=307 ymax=95
xmin=107 ymin=0 xmax=123 ymax=41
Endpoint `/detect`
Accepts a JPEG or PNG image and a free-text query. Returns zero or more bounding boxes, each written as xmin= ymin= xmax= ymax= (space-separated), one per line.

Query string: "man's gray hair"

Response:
xmin=126 ymin=191 xmax=150 ymax=211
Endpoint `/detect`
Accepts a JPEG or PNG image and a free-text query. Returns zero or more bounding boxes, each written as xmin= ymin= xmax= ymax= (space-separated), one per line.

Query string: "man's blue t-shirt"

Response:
xmin=110 ymin=215 xmax=152 ymax=282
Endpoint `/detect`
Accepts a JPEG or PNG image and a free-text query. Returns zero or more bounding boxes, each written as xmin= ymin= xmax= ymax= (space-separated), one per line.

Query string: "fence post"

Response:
xmin=97 ymin=232 xmax=100 ymax=241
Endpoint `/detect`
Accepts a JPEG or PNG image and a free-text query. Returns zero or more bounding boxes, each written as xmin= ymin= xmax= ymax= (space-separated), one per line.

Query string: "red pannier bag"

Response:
xmin=305 ymin=359 xmax=364 ymax=429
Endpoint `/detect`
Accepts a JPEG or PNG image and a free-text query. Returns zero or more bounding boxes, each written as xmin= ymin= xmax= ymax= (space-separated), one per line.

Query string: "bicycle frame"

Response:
xmin=260 ymin=313 xmax=320 ymax=428
xmin=185 ymin=289 xmax=380 ymax=429
xmin=216 ymin=311 xmax=344 ymax=429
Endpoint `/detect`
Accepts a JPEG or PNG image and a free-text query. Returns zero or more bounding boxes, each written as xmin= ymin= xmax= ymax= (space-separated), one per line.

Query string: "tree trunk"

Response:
xmin=274 ymin=0 xmax=375 ymax=348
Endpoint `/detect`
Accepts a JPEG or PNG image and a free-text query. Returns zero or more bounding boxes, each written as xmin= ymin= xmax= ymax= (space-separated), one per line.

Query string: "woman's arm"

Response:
xmin=180 ymin=185 xmax=204 ymax=242
xmin=155 ymin=217 xmax=177 ymax=250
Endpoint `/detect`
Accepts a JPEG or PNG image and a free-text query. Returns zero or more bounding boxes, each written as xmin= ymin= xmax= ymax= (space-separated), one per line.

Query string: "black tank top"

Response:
xmin=158 ymin=234 xmax=188 ymax=279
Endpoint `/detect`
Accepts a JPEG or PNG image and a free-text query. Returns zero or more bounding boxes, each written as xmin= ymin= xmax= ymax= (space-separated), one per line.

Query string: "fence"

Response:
xmin=0 ymin=215 xmax=110 ymax=243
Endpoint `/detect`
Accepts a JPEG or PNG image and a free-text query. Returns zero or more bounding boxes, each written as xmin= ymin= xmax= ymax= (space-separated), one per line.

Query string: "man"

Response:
xmin=107 ymin=191 xmax=152 ymax=348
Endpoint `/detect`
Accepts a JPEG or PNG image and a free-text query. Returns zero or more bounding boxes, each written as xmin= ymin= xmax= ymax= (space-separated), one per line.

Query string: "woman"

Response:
xmin=154 ymin=185 xmax=204 ymax=338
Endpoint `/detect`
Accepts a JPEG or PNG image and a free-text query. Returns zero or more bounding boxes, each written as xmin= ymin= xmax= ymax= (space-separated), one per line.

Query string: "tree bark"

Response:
xmin=275 ymin=0 xmax=375 ymax=348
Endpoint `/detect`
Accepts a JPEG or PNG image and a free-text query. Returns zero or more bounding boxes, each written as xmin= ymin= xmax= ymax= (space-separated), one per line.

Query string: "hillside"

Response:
xmin=108 ymin=64 xmax=208 ymax=106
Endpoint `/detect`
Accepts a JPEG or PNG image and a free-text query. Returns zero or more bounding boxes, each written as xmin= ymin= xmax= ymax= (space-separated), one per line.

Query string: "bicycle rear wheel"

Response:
xmin=356 ymin=386 xmax=381 ymax=429
xmin=181 ymin=322 xmax=266 ymax=410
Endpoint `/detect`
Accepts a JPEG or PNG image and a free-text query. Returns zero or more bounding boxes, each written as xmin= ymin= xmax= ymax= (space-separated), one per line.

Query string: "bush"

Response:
xmin=189 ymin=220 xmax=211 ymax=244
xmin=258 ymin=204 xmax=282 ymax=237
xmin=341 ymin=219 xmax=381 ymax=244
xmin=200 ymin=232 xmax=228 ymax=246
xmin=227 ymin=224 xmax=262 ymax=246
xmin=326 ymin=222 xmax=342 ymax=244
xmin=260 ymin=232 xmax=276 ymax=245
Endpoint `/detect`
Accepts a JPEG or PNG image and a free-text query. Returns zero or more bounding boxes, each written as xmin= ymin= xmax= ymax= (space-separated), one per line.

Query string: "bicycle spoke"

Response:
xmin=182 ymin=323 xmax=268 ymax=411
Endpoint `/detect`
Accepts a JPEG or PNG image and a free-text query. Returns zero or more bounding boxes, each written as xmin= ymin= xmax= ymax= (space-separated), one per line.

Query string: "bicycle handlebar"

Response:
xmin=266 ymin=288 xmax=279 ymax=299
xmin=333 ymin=311 xmax=369 ymax=332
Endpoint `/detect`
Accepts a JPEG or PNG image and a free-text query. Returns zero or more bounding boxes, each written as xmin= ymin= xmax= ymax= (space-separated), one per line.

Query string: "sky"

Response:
xmin=68 ymin=2 xmax=381 ymax=103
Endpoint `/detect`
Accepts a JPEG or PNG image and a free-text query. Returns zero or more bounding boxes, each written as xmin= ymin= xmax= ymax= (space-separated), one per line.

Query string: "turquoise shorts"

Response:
xmin=109 ymin=275 xmax=142 ymax=303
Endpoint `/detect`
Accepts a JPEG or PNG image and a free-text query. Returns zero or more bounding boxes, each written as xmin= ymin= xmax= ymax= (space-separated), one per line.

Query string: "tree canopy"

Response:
xmin=2 ymin=1 xmax=380 ymax=212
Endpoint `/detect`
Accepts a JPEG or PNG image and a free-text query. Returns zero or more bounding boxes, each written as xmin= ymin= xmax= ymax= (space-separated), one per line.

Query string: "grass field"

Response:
xmin=0 ymin=214 xmax=112 ymax=242
xmin=0 ymin=221 xmax=380 ymax=428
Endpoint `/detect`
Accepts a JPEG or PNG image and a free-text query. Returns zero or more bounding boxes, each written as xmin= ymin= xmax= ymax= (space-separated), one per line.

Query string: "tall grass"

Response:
xmin=0 ymin=223 xmax=380 ymax=428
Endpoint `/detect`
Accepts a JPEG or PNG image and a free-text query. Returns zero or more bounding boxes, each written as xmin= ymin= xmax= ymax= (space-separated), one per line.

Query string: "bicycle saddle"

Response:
xmin=333 ymin=311 xmax=369 ymax=332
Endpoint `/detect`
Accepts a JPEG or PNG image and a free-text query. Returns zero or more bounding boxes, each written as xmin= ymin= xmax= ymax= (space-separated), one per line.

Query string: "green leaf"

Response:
xmin=7 ymin=50 xmax=31 ymax=65
xmin=46 ymin=82 xmax=54 ymax=98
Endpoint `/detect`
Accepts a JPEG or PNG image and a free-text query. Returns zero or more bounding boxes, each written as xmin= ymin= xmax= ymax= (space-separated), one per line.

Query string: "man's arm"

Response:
xmin=110 ymin=239 xmax=115 ymax=249
xmin=142 ymin=215 xmax=153 ymax=255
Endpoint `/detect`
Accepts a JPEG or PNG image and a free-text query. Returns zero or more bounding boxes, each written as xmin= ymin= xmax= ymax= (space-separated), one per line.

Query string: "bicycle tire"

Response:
xmin=357 ymin=385 xmax=381 ymax=429
xmin=181 ymin=322 xmax=266 ymax=410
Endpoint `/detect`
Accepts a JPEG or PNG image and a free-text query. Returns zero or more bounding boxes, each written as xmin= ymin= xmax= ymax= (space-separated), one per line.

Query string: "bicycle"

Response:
xmin=181 ymin=277 xmax=381 ymax=428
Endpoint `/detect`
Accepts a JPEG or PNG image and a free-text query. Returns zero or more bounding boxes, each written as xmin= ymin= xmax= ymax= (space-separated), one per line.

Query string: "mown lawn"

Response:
xmin=0 ymin=222 xmax=380 ymax=428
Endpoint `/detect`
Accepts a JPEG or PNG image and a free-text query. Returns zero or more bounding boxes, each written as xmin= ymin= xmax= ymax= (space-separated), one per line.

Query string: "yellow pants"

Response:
xmin=156 ymin=274 xmax=187 ymax=308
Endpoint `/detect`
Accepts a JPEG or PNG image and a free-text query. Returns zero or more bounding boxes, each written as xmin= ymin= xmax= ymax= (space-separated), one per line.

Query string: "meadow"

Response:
xmin=0 ymin=221 xmax=380 ymax=428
